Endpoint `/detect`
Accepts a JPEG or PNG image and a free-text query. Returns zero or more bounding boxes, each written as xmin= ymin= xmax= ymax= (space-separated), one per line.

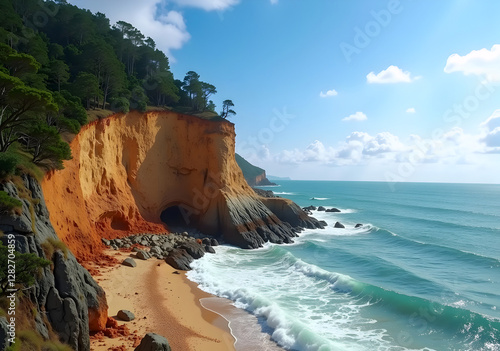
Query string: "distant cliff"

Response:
xmin=42 ymin=111 xmax=323 ymax=260
xmin=235 ymin=154 xmax=276 ymax=186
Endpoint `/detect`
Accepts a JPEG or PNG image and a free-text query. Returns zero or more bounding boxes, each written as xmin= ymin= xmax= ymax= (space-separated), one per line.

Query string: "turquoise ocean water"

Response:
xmin=187 ymin=181 xmax=500 ymax=351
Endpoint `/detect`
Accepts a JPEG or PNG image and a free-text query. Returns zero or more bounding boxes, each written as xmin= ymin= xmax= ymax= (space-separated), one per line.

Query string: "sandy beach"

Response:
xmin=90 ymin=250 xmax=236 ymax=351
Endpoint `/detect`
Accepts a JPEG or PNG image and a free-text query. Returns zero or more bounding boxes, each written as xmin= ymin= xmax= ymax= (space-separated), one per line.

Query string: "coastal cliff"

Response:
xmin=235 ymin=153 xmax=277 ymax=186
xmin=0 ymin=175 xmax=107 ymax=351
xmin=42 ymin=111 xmax=323 ymax=260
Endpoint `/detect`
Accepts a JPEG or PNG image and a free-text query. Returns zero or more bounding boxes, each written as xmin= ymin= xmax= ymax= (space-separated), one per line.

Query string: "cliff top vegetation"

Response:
xmin=0 ymin=0 xmax=235 ymax=181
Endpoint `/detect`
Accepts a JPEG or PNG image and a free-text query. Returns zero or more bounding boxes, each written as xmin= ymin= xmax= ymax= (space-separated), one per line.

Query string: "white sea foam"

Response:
xmin=274 ymin=191 xmax=296 ymax=195
xmin=186 ymin=246 xmax=407 ymax=351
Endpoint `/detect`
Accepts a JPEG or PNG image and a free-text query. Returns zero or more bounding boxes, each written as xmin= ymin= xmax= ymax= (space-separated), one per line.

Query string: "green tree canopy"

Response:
xmin=220 ymin=99 xmax=236 ymax=119
xmin=0 ymin=71 xmax=58 ymax=151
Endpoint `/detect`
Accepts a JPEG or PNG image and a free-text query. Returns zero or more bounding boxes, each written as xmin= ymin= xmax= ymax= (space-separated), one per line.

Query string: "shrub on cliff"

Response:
xmin=0 ymin=153 xmax=19 ymax=178
xmin=41 ymin=237 xmax=69 ymax=260
xmin=0 ymin=191 xmax=22 ymax=214
xmin=0 ymin=242 xmax=51 ymax=295
xmin=21 ymin=121 xmax=72 ymax=169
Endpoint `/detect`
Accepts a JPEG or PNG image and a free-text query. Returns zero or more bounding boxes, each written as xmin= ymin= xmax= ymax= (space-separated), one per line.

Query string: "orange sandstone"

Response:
xmin=42 ymin=111 xmax=319 ymax=262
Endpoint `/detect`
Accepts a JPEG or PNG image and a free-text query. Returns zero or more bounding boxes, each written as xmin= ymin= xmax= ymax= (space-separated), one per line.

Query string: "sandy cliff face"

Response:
xmin=42 ymin=111 xmax=322 ymax=261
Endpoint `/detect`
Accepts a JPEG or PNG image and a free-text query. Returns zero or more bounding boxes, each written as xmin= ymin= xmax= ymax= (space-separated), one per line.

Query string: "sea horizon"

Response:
xmin=265 ymin=179 xmax=500 ymax=186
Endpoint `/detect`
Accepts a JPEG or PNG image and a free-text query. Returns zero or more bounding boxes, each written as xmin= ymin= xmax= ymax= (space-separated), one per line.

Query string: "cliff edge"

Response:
xmin=42 ymin=111 xmax=323 ymax=260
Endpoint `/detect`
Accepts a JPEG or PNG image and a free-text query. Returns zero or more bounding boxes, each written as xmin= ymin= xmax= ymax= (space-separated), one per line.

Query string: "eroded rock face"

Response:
xmin=0 ymin=175 xmax=107 ymax=351
xmin=41 ymin=111 xmax=322 ymax=260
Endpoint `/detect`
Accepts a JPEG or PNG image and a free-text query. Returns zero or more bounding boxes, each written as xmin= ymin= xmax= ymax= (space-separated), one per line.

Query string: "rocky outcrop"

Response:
xmin=253 ymin=188 xmax=276 ymax=198
xmin=0 ymin=175 xmax=107 ymax=351
xmin=165 ymin=249 xmax=194 ymax=271
xmin=41 ymin=111 xmax=323 ymax=259
xmin=0 ymin=317 xmax=8 ymax=351
xmin=334 ymin=222 xmax=345 ymax=228
xmin=104 ymin=233 xmax=215 ymax=270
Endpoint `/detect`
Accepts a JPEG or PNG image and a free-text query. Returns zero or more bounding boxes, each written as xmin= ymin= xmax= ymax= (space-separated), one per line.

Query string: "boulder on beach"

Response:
xmin=325 ymin=208 xmax=341 ymax=213
xmin=334 ymin=222 xmax=345 ymax=228
xmin=135 ymin=250 xmax=151 ymax=260
xmin=135 ymin=333 xmax=172 ymax=351
xmin=117 ymin=309 xmax=135 ymax=321
xmin=165 ymin=249 xmax=194 ymax=271
xmin=122 ymin=258 xmax=137 ymax=267
xmin=205 ymin=245 xmax=216 ymax=254
xmin=180 ymin=241 xmax=205 ymax=259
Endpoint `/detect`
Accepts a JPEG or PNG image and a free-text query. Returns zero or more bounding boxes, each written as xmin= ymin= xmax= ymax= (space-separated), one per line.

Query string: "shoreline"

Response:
xmin=90 ymin=250 xmax=236 ymax=350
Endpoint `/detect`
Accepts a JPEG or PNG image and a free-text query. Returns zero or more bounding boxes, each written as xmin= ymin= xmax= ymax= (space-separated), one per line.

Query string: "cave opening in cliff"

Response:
xmin=161 ymin=205 xmax=191 ymax=228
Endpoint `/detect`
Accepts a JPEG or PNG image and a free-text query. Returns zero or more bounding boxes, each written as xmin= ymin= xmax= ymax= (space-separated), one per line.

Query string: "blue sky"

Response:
xmin=72 ymin=0 xmax=500 ymax=184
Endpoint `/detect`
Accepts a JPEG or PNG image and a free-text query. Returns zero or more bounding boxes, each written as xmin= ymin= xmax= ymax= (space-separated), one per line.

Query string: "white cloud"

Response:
xmin=479 ymin=110 xmax=500 ymax=148
xmin=270 ymin=0 xmax=279 ymax=4
xmin=319 ymin=89 xmax=338 ymax=98
xmin=444 ymin=44 xmax=500 ymax=82
xmin=171 ymin=0 xmax=239 ymax=11
xmin=366 ymin=65 xmax=419 ymax=84
xmin=342 ymin=112 xmax=367 ymax=122
xmin=406 ymin=107 xmax=416 ymax=114
xmin=480 ymin=109 xmax=500 ymax=131
xmin=157 ymin=10 xmax=186 ymax=31
xmin=269 ymin=126 xmax=492 ymax=168
xmin=363 ymin=132 xmax=405 ymax=156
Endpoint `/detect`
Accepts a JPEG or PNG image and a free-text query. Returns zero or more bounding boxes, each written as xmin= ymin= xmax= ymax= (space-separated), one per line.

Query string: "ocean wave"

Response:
xmin=188 ymin=244 xmax=500 ymax=351
xmin=323 ymin=225 xmax=375 ymax=236
xmin=291 ymin=253 xmax=500 ymax=348
xmin=274 ymin=191 xmax=296 ymax=195
xmin=381 ymin=210 xmax=500 ymax=232
xmin=376 ymin=228 xmax=500 ymax=267
xmin=309 ymin=208 xmax=357 ymax=216
xmin=331 ymin=194 xmax=500 ymax=222
xmin=187 ymin=247 xmax=404 ymax=350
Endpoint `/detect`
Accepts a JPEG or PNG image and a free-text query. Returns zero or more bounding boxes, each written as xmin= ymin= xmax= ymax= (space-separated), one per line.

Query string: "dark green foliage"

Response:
xmin=21 ymin=120 xmax=72 ymax=169
xmin=0 ymin=0 xmax=236 ymax=175
xmin=220 ymin=99 xmax=236 ymax=119
xmin=0 ymin=242 xmax=51 ymax=295
xmin=72 ymin=72 xmax=99 ymax=109
xmin=110 ymin=96 xmax=130 ymax=113
xmin=0 ymin=70 xmax=58 ymax=152
xmin=0 ymin=0 xmax=232 ymax=115
xmin=0 ymin=152 xmax=19 ymax=177
xmin=0 ymin=190 xmax=22 ymax=213
xmin=49 ymin=90 xmax=87 ymax=132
